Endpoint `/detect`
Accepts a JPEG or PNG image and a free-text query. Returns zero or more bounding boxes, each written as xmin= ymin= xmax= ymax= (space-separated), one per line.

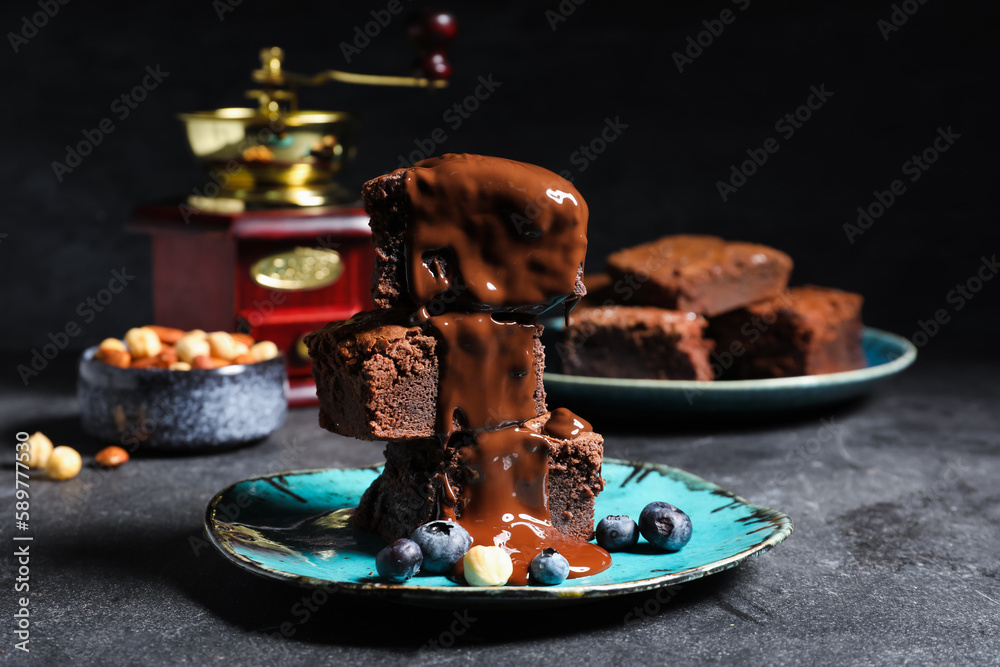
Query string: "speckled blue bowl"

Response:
xmin=77 ymin=346 xmax=288 ymax=451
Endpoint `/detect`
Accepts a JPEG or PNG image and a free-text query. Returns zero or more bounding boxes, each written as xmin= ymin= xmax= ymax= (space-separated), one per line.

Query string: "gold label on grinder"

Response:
xmin=250 ymin=247 xmax=343 ymax=291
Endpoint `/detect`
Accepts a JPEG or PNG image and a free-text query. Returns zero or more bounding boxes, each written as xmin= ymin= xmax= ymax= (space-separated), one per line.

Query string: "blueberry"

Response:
xmin=595 ymin=514 xmax=640 ymax=551
xmin=375 ymin=538 xmax=423 ymax=583
xmin=529 ymin=548 xmax=570 ymax=585
xmin=639 ymin=501 xmax=693 ymax=551
xmin=410 ymin=520 xmax=472 ymax=574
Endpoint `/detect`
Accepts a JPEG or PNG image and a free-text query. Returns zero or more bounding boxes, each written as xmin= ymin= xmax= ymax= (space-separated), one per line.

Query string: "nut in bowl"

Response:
xmin=78 ymin=326 xmax=288 ymax=451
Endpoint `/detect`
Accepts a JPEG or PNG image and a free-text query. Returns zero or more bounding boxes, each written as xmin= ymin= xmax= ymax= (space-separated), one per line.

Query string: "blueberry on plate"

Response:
xmin=410 ymin=520 xmax=473 ymax=574
xmin=375 ymin=538 xmax=423 ymax=583
xmin=595 ymin=514 xmax=640 ymax=551
xmin=529 ymin=548 xmax=570 ymax=585
xmin=639 ymin=501 xmax=693 ymax=551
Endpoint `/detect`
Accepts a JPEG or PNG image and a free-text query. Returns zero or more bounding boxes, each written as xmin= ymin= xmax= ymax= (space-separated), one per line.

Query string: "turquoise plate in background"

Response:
xmin=205 ymin=459 xmax=793 ymax=607
xmin=544 ymin=327 xmax=916 ymax=413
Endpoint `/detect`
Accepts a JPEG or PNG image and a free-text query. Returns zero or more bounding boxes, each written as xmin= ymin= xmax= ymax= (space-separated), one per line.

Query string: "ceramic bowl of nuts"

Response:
xmin=77 ymin=326 xmax=288 ymax=450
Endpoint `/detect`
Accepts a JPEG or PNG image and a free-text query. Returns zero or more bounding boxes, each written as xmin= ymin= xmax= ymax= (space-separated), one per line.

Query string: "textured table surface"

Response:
xmin=1 ymin=353 xmax=997 ymax=666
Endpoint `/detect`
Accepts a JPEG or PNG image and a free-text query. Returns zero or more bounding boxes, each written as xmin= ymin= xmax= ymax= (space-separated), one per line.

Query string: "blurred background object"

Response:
xmin=4 ymin=0 xmax=997 ymax=368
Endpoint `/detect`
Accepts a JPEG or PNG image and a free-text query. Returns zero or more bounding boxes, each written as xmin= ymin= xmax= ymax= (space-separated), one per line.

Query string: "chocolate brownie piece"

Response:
xmin=363 ymin=154 xmax=588 ymax=313
xmin=353 ymin=410 xmax=604 ymax=543
xmin=305 ymin=309 xmax=547 ymax=440
xmin=605 ymin=235 xmax=793 ymax=316
xmin=709 ymin=286 xmax=865 ymax=379
xmin=558 ymin=306 xmax=715 ymax=381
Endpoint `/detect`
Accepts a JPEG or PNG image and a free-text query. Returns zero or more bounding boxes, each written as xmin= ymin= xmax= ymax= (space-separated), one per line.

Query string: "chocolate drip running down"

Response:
xmin=397 ymin=155 xmax=608 ymax=585
xmin=403 ymin=153 xmax=589 ymax=313
xmin=426 ymin=312 xmax=540 ymax=436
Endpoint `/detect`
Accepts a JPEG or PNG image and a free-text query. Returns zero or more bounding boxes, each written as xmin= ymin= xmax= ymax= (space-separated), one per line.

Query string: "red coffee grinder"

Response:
xmin=129 ymin=12 xmax=456 ymax=406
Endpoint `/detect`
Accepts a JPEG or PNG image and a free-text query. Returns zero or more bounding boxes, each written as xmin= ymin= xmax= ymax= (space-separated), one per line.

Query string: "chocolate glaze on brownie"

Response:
xmin=305 ymin=309 xmax=547 ymax=440
xmin=605 ymin=234 xmax=793 ymax=316
xmin=364 ymin=154 xmax=589 ymax=313
xmin=559 ymin=306 xmax=715 ymax=381
xmin=709 ymin=285 xmax=865 ymax=379
xmin=353 ymin=409 xmax=605 ymax=548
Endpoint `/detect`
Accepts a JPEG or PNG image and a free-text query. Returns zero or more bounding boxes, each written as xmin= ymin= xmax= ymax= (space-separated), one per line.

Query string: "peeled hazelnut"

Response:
xmin=185 ymin=329 xmax=208 ymax=340
xmin=168 ymin=361 xmax=192 ymax=371
xmin=146 ymin=325 xmax=185 ymax=344
xmin=97 ymin=338 xmax=127 ymax=356
xmin=175 ymin=335 xmax=211 ymax=364
xmin=207 ymin=332 xmax=246 ymax=361
xmin=25 ymin=431 xmax=53 ymax=469
xmin=462 ymin=545 xmax=513 ymax=587
xmin=46 ymin=446 xmax=82 ymax=481
xmin=125 ymin=327 xmax=162 ymax=359
xmin=250 ymin=341 xmax=280 ymax=362
xmin=95 ymin=446 xmax=129 ymax=468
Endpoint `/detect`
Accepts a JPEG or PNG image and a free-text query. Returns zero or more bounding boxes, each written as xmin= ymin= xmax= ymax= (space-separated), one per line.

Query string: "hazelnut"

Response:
xmin=168 ymin=361 xmax=192 ymax=371
xmin=46 ymin=446 xmax=82 ymax=481
xmin=124 ymin=327 xmax=162 ymax=359
xmin=175 ymin=335 xmax=210 ymax=363
xmin=232 ymin=332 xmax=256 ymax=347
xmin=185 ymin=329 xmax=208 ymax=340
xmin=95 ymin=446 xmax=130 ymax=468
xmin=97 ymin=338 xmax=126 ymax=355
xmin=146 ymin=325 xmax=185 ymax=344
xmin=250 ymin=341 xmax=280 ymax=362
xmin=462 ymin=545 xmax=513 ymax=586
xmin=25 ymin=431 xmax=53 ymax=469
xmin=207 ymin=332 xmax=246 ymax=361
xmin=100 ymin=349 xmax=132 ymax=369
xmin=193 ymin=355 xmax=230 ymax=369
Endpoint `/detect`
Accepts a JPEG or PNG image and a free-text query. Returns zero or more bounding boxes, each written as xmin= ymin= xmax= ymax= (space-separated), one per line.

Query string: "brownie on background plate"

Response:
xmin=709 ymin=285 xmax=865 ymax=379
xmin=558 ymin=306 xmax=715 ymax=381
xmin=605 ymin=234 xmax=793 ymax=316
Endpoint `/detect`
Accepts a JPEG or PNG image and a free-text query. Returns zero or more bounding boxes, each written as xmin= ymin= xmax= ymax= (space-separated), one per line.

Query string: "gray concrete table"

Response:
xmin=1 ymin=353 xmax=997 ymax=665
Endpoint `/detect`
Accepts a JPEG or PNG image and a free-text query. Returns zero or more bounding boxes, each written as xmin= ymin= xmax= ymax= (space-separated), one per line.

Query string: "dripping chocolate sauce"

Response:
xmin=399 ymin=154 xmax=609 ymax=586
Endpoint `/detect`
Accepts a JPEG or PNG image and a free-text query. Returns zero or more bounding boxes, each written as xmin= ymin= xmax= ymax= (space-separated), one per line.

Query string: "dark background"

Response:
xmin=4 ymin=0 xmax=997 ymax=359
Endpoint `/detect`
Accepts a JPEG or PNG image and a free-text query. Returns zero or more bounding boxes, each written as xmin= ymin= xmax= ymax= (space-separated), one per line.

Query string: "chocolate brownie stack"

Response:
xmin=306 ymin=154 xmax=610 ymax=585
xmin=563 ymin=235 xmax=865 ymax=380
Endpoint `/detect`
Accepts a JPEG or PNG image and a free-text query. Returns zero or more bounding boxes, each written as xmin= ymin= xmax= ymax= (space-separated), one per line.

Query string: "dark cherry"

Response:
xmin=420 ymin=51 xmax=452 ymax=80
xmin=407 ymin=10 xmax=457 ymax=51
xmin=407 ymin=10 xmax=456 ymax=81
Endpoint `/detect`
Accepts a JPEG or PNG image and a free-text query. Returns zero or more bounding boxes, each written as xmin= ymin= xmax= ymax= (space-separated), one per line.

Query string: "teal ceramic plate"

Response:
xmin=205 ymin=459 xmax=793 ymax=607
xmin=544 ymin=327 xmax=916 ymax=413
